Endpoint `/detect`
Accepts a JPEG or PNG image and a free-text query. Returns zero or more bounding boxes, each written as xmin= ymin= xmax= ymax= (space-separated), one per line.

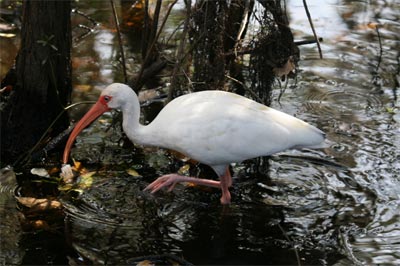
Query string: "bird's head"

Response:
xmin=98 ymin=83 xmax=136 ymax=110
xmin=62 ymin=83 xmax=135 ymax=163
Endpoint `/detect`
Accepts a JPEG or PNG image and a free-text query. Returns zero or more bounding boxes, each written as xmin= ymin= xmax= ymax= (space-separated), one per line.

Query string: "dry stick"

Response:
xmin=165 ymin=20 xmax=185 ymax=46
xmin=225 ymin=37 xmax=323 ymax=57
xmin=72 ymin=8 xmax=97 ymax=26
xmin=151 ymin=0 xmax=163 ymax=47
xmin=375 ymin=24 xmax=383 ymax=73
xmin=295 ymin=37 xmax=323 ymax=46
xmin=110 ymin=0 xmax=128 ymax=83
xmin=278 ymin=223 xmax=302 ymax=266
xmin=73 ymin=24 xmax=95 ymax=42
xmin=302 ymin=0 xmax=323 ymax=59
xmin=168 ymin=0 xmax=191 ymax=102
xmin=226 ymin=75 xmax=263 ymax=103
xmin=233 ymin=0 xmax=251 ymax=56
xmin=135 ymin=0 xmax=178 ymax=90
xmin=142 ymin=0 xmax=150 ymax=56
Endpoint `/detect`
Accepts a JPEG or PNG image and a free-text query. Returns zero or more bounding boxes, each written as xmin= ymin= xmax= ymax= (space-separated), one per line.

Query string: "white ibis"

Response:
xmin=63 ymin=83 xmax=325 ymax=204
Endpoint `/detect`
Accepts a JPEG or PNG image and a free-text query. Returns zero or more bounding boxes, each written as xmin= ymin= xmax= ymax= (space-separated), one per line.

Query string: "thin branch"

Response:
xmin=110 ymin=0 xmax=128 ymax=83
xmin=236 ymin=0 xmax=251 ymax=43
xmin=233 ymin=0 xmax=251 ymax=56
xmin=168 ymin=0 xmax=191 ymax=102
xmin=142 ymin=0 xmax=150 ymax=57
xmin=72 ymin=8 xmax=98 ymax=26
xmin=374 ymin=23 xmax=383 ymax=73
xmin=295 ymin=37 xmax=323 ymax=46
xmin=153 ymin=0 xmax=178 ymax=60
xmin=302 ymin=0 xmax=323 ymax=59
xmin=226 ymin=75 xmax=263 ymax=103
xmin=135 ymin=0 xmax=178 ymax=90
xmin=278 ymin=223 xmax=302 ymax=266
xmin=165 ymin=20 xmax=185 ymax=46
xmin=276 ymin=76 xmax=289 ymax=106
xmin=151 ymin=0 xmax=163 ymax=47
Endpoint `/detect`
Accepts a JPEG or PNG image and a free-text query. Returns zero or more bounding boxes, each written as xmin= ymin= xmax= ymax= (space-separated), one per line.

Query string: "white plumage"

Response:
xmin=63 ymin=83 xmax=325 ymax=204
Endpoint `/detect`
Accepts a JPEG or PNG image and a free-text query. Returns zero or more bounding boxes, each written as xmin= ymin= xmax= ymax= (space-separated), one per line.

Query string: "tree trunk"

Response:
xmin=1 ymin=0 xmax=72 ymax=165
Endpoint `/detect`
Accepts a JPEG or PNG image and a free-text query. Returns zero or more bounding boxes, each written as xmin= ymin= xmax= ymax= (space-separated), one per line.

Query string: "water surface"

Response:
xmin=0 ymin=0 xmax=399 ymax=265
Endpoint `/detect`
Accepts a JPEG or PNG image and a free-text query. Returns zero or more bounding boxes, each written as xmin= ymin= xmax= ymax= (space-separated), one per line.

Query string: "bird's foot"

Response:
xmin=144 ymin=174 xmax=182 ymax=193
xmin=144 ymin=173 xmax=232 ymax=205
xmin=144 ymin=174 xmax=221 ymax=194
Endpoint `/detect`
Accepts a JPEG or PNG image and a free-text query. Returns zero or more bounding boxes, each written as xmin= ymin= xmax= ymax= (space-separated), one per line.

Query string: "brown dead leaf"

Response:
xmin=17 ymin=197 xmax=62 ymax=212
xmin=31 ymin=220 xmax=51 ymax=230
xmin=21 ymin=218 xmax=51 ymax=231
xmin=273 ymin=57 xmax=295 ymax=80
xmin=356 ymin=22 xmax=380 ymax=30
xmin=71 ymin=57 xmax=95 ymax=69
xmin=72 ymin=159 xmax=90 ymax=175
xmin=73 ymin=159 xmax=83 ymax=171
xmin=136 ymin=260 xmax=155 ymax=266
xmin=121 ymin=0 xmax=145 ymax=31
xmin=367 ymin=22 xmax=379 ymax=29
xmin=48 ymin=167 xmax=60 ymax=175
xmin=168 ymin=150 xmax=197 ymax=164
xmin=74 ymin=84 xmax=92 ymax=92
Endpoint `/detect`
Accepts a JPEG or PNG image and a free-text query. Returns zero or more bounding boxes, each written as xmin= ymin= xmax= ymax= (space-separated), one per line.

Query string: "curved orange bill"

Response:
xmin=63 ymin=100 xmax=110 ymax=163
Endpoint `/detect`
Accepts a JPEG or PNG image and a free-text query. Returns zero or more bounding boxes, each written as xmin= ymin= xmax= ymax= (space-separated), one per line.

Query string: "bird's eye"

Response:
xmin=104 ymin=96 xmax=110 ymax=102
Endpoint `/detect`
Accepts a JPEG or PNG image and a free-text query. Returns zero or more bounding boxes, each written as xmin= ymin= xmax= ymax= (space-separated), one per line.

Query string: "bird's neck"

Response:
xmin=121 ymin=99 xmax=159 ymax=147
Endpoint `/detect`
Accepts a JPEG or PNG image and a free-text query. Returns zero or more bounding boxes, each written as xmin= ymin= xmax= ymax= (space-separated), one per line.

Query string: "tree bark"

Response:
xmin=1 ymin=0 xmax=72 ymax=165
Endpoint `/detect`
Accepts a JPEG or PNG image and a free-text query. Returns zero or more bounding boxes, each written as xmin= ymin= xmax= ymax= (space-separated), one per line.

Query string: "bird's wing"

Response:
xmin=148 ymin=91 xmax=324 ymax=165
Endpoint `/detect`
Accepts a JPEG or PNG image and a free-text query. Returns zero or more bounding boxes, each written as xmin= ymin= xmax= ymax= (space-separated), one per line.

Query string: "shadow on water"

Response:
xmin=1 ymin=0 xmax=399 ymax=265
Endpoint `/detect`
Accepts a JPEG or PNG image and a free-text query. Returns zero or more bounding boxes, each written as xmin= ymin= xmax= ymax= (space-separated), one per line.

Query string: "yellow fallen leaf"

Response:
xmin=126 ymin=168 xmax=141 ymax=177
xmin=177 ymin=164 xmax=190 ymax=175
xmin=58 ymin=183 xmax=73 ymax=191
xmin=0 ymin=33 xmax=16 ymax=38
xmin=78 ymin=171 xmax=96 ymax=188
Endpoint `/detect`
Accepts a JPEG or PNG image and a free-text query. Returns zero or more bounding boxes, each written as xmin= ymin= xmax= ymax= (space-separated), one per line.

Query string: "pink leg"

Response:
xmin=144 ymin=167 xmax=233 ymax=204
xmin=219 ymin=168 xmax=232 ymax=204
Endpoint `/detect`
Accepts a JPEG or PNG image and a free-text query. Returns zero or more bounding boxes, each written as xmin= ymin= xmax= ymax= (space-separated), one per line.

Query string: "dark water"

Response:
xmin=1 ymin=0 xmax=399 ymax=265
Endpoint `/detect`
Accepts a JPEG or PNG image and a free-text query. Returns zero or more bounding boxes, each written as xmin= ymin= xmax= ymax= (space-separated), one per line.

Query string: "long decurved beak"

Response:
xmin=63 ymin=100 xmax=110 ymax=163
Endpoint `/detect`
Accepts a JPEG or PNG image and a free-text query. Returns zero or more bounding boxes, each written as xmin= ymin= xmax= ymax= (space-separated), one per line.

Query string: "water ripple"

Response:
xmin=304 ymin=87 xmax=383 ymax=117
